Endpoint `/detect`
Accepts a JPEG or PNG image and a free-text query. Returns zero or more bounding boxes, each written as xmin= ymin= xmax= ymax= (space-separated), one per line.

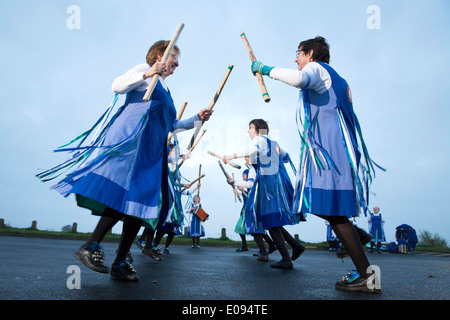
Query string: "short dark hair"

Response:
xmin=298 ymin=36 xmax=330 ymax=64
xmin=249 ymin=119 xmax=269 ymax=134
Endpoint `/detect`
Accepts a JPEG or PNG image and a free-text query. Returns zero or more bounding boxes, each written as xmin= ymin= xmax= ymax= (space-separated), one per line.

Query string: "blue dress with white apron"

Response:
xmin=186 ymin=204 xmax=205 ymax=237
xmin=38 ymin=80 xmax=180 ymax=229
xmin=243 ymin=136 xmax=300 ymax=233
xmin=293 ymin=62 xmax=384 ymax=218
xmin=369 ymin=213 xmax=386 ymax=242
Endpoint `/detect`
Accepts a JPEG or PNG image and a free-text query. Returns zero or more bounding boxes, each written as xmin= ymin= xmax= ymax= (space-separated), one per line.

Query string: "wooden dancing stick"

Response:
xmin=240 ymin=31 xmax=270 ymax=103
xmin=187 ymin=65 xmax=234 ymax=149
xmin=177 ymin=129 xmax=207 ymax=169
xmin=197 ymin=164 xmax=202 ymax=196
xmin=178 ymin=101 xmax=188 ymax=119
xmin=218 ymin=161 xmax=241 ymax=203
xmin=168 ymin=101 xmax=188 ymax=143
xmin=207 ymin=150 xmax=241 ymax=169
xmin=143 ymin=23 xmax=184 ymax=102
xmin=179 ymin=174 xmax=206 ymax=193
xmin=232 ymin=173 xmax=236 ymax=202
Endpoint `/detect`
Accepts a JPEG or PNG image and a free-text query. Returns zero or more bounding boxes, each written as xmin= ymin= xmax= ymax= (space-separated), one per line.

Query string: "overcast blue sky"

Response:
xmin=1 ymin=0 xmax=449 ymax=244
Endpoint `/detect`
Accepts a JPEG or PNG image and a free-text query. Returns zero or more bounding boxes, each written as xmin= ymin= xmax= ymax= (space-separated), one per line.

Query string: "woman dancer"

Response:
xmin=37 ymin=40 xmax=212 ymax=281
xmin=233 ymin=157 xmax=277 ymax=260
xmin=224 ymin=119 xmax=305 ymax=269
xmin=251 ymin=36 xmax=383 ymax=292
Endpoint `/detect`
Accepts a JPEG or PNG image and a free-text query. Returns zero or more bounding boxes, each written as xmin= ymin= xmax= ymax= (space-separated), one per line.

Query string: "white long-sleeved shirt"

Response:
xmin=111 ymin=63 xmax=200 ymax=131
xmin=111 ymin=63 xmax=168 ymax=93
xmin=180 ymin=184 xmax=198 ymax=196
xmin=232 ymin=135 xmax=289 ymax=188
xmin=234 ymin=135 xmax=289 ymax=162
xmin=234 ymin=166 xmax=256 ymax=189
xmin=268 ymin=62 xmax=332 ymax=94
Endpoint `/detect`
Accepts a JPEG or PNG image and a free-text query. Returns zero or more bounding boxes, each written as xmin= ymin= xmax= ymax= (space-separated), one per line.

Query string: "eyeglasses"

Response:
xmin=170 ymin=53 xmax=179 ymax=63
xmin=295 ymin=49 xmax=302 ymax=58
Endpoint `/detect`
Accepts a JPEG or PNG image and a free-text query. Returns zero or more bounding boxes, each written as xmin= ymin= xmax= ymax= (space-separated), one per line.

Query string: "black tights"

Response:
xmin=253 ymin=227 xmax=299 ymax=261
xmin=84 ymin=207 xmax=143 ymax=265
xmin=192 ymin=236 xmax=200 ymax=246
xmin=253 ymin=234 xmax=267 ymax=254
xmin=239 ymin=234 xmax=248 ymax=249
xmin=154 ymin=230 xmax=175 ymax=248
xmin=268 ymin=226 xmax=301 ymax=262
xmin=318 ymin=215 xmax=371 ymax=278
xmin=140 ymin=227 xmax=155 ymax=247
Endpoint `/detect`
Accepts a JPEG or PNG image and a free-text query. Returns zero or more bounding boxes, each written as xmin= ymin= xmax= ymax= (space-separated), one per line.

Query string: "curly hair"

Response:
xmin=145 ymin=40 xmax=180 ymax=66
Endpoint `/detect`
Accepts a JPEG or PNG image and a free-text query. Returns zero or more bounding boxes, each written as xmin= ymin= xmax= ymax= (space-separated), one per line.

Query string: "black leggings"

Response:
xmin=84 ymin=207 xmax=142 ymax=265
xmin=268 ymin=226 xmax=301 ymax=262
xmin=154 ymin=230 xmax=175 ymax=248
xmin=318 ymin=215 xmax=371 ymax=278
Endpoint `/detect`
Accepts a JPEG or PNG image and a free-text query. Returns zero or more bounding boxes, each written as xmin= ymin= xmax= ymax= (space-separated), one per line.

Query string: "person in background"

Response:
xmin=368 ymin=206 xmax=386 ymax=253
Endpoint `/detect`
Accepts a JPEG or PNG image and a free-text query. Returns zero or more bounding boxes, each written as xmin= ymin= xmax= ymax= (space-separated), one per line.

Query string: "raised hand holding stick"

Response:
xmin=218 ymin=161 xmax=241 ymax=203
xmin=207 ymin=151 xmax=241 ymax=169
xmin=240 ymin=31 xmax=270 ymax=102
xmin=143 ymin=23 xmax=184 ymax=102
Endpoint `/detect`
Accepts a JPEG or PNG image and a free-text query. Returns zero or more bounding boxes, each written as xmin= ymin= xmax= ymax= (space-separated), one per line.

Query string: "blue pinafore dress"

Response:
xmin=234 ymin=171 xmax=249 ymax=235
xmin=187 ymin=204 xmax=205 ymax=237
xmin=243 ymin=136 xmax=300 ymax=234
xmin=293 ymin=62 xmax=383 ymax=218
xmin=44 ymin=80 xmax=177 ymax=228
xmin=369 ymin=213 xmax=386 ymax=242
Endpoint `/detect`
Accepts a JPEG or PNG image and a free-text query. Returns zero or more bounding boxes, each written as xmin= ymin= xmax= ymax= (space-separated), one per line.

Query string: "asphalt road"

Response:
xmin=0 ymin=235 xmax=448 ymax=307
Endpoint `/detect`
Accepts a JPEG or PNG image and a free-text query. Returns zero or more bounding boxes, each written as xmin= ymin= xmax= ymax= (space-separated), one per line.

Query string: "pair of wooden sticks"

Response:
xmin=143 ymin=23 xmax=270 ymax=104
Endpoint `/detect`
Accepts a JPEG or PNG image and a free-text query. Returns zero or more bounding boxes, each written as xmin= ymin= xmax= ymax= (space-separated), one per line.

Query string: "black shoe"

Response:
xmin=110 ymin=261 xmax=139 ymax=281
xmin=74 ymin=244 xmax=108 ymax=273
xmin=142 ymin=247 xmax=163 ymax=261
xmin=257 ymin=254 xmax=269 ymax=262
xmin=336 ymin=245 xmax=349 ymax=259
xmin=291 ymin=244 xmax=305 ymax=261
xmin=235 ymin=247 xmax=249 ymax=252
xmin=335 ymin=270 xmax=381 ymax=293
xmin=270 ymin=260 xmax=293 ymax=269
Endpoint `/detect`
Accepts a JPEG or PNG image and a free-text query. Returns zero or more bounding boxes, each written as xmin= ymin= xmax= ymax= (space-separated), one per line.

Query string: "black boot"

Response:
xmin=110 ymin=261 xmax=139 ymax=281
xmin=74 ymin=243 xmax=108 ymax=273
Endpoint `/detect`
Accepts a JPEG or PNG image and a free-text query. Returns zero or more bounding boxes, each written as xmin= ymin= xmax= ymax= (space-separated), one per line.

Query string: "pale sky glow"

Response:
xmin=1 ymin=0 xmax=449 ymax=244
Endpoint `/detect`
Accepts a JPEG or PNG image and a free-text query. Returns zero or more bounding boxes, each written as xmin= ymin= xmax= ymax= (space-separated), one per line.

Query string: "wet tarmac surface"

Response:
xmin=0 ymin=235 xmax=448 ymax=305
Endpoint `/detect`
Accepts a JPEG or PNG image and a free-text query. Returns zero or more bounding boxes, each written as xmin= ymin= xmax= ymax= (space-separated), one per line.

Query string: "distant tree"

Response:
xmin=419 ymin=229 xmax=448 ymax=248
xmin=61 ymin=225 xmax=72 ymax=233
